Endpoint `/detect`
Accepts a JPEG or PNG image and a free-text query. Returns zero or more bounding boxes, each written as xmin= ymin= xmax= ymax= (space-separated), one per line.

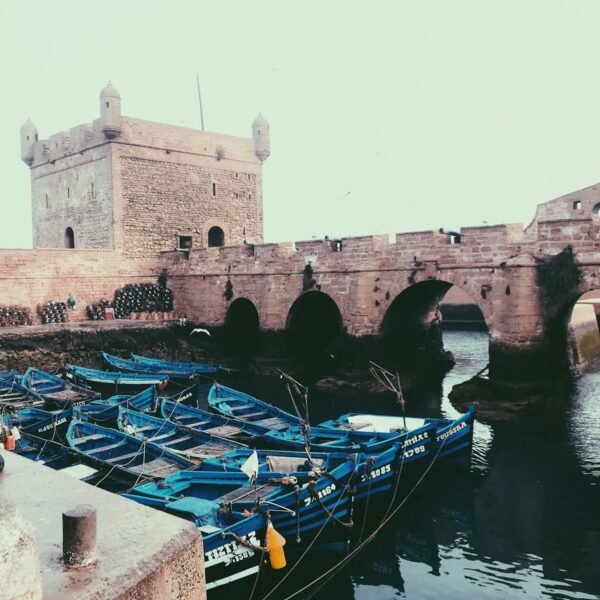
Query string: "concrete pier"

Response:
xmin=0 ymin=451 xmax=206 ymax=600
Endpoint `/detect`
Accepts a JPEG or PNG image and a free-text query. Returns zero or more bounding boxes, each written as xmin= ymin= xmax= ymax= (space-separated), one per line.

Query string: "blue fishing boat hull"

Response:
xmin=263 ymin=422 xmax=435 ymax=454
xmin=66 ymin=419 xmax=194 ymax=483
xmin=11 ymin=407 xmax=72 ymax=445
xmin=0 ymin=377 xmax=45 ymax=411
xmin=160 ymin=397 xmax=271 ymax=443
xmin=131 ymin=354 xmax=221 ymax=376
xmin=102 ymin=352 xmax=209 ymax=382
xmin=124 ymin=489 xmax=269 ymax=590
xmin=127 ymin=459 xmax=359 ymax=558
xmin=117 ymin=406 xmax=245 ymax=460
xmin=199 ymin=429 xmax=435 ymax=508
xmin=319 ymin=407 xmax=476 ymax=469
xmin=208 ymin=383 xmax=301 ymax=432
xmin=65 ymin=365 xmax=168 ymax=396
xmin=22 ymin=368 xmax=100 ymax=410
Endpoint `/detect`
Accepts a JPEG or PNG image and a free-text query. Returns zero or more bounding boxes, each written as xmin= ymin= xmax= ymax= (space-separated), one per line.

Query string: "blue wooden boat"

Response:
xmin=0 ymin=370 xmax=19 ymax=382
xmin=22 ymin=368 xmax=100 ymax=410
xmin=124 ymin=457 xmax=359 ymax=585
xmin=0 ymin=377 xmax=45 ymax=411
xmin=131 ymin=354 xmax=221 ymax=376
xmin=117 ymin=407 xmax=245 ymax=461
xmin=76 ymin=386 xmax=160 ymax=427
xmin=102 ymin=352 xmax=209 ymax=382
xmin=208 ymin=383 xmax=302 ymax=431
xmin=319 ymin=407 xmax=476 ymax=468
xmin=263 ymin=421 xmax=436 ymax=454
xmin=160 ymin=398 xmax=271 ymax=443
xmin=199 ymin=437 xmax=435 ymax=506
xmin=65 ymin=365 xmax=169 ymax=396
xmin=11 ymin=407 xmax=71 ymax=445
xmin=124 ymin=485 xmax=268 ymax=590
xmin=66 ymin=419 xmax=194 ymax=482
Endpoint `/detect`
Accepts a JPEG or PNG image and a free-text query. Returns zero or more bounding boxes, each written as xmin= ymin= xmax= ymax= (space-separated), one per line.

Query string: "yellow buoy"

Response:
xmin=266 ymin=522 xmax=287 ymax=569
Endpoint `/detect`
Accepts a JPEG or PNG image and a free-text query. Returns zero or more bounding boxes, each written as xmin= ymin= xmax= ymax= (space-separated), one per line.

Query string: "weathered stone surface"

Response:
xmin=0 ymin=451 xmax=205 ymax=600
xmin=0 ymin=496 xmax=42 ymax=600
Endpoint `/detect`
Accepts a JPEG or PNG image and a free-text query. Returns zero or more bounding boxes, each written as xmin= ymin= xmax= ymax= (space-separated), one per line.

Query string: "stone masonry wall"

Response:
xmin=31 ymin=143 xmax=114 ymax=249
xmin=0 ymin=249 xmax=161 ymax=323
xmin=120 ymin=155 xmax=261 ymax=257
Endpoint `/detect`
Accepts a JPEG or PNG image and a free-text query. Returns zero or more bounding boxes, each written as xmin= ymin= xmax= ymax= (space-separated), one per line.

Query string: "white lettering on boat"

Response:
xmin=204 ymin=530 xmax=260 ymax=567
xmin=402 ymin=432 xmax=429 ymax=448
xmin=403 ymin=445 xmax=426 ymax=458
xmin=303 ymin=483 xmax=337 ymax=507
xmin=360 ymin=463 xmax=391 ymax=482
xmin=436 ymin=420 xmax=467 ymax=443
xmin=37 ymin=417 xmax=67 ymax=433
xmin=178 ymin=392 xmax=193 ymax=403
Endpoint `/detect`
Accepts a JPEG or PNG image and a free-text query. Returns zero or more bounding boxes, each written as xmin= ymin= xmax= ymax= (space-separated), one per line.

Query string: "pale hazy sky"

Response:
xmin=3 ymin=1 xmax=600 ymax=248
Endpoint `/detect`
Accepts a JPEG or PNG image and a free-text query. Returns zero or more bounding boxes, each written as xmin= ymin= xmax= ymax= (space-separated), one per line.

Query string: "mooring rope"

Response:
xmin=259 ymin=464 xmax=358 ymax=600
xmin=279 ymin=435 xmax=449 ymax=600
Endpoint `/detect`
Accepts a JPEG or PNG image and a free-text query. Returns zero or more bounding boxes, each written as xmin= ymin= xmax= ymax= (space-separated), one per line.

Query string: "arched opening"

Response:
xmin=208 ymin=226 xmax=224 ymax=247
xmin=286 ymin=291 xmax=343 ymax=357
xmin=566 ymin=290 xmax=600 ymax=375
xmin=64 ymin=227 xmax=75 ymax=249
xmin=224 ymin=298 xmax=259 ymax=355
xmin=382 ymin=281 xmax=488 ymax=370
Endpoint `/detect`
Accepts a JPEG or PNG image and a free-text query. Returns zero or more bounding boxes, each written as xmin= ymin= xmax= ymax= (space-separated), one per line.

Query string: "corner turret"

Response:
xmin=100 ymin=82 xmax=121 ymax=139
xmin=252 ymin=113 xmax=270 ymax=162
xmin=20 ymin=118 xmax=38 ymax=166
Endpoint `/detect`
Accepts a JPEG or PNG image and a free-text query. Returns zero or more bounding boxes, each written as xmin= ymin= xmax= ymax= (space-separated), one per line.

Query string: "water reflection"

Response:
xmin=222 ymin=330 xmax=600 ymax=599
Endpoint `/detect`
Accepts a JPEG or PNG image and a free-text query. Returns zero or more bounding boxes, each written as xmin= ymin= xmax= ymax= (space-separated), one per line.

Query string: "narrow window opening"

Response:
xmin=249 ymin=194 xmax=252 ymax=201
xmin=35 ymin=134 xmax=38 ymax=141
xmin=212 ymin=183 xmax=216 ymax=197
xmin=248 ymin=174 xmax=251 ymax=180
xmin=45 ymin=194 xmax=49 ymax=209
xmin=235 ymin=192 xmax=239 ymax=198
xmin=106 ymin=102 xmax=110 ymax=108
xmin=178 ymin=235 xmax=192 ymax=251
xmin=91 ymin=182 xmax=94 ymax=198
xmin=235 ymin=172 xmax=238 ymax=178
xmin=573 ymin=200 xmax=582 ymax=210
xmin=26 ymin=136 xmax=29 ymax=141
xmin=64 ymin=227 xmax=75 ymax=249
xmin=67 ymin=187 xmax=70 ymax=198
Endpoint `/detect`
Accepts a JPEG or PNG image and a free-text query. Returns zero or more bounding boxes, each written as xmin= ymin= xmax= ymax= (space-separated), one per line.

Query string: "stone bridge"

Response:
xmin=162 ymin=183 xmax=600 ymax=380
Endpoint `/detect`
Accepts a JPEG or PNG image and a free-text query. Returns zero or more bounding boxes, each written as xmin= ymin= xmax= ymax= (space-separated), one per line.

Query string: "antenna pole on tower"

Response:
xmin=196 ymin=74 xmax=205 ymax=131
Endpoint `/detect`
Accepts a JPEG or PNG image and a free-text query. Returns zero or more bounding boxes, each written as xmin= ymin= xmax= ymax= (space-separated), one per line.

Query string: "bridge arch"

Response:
xmin=224 ymin=297 xmax=260 ymax=355
xmin=381 ymin=279 xmax=489 ymax=363
xmin=286 ymin=291 xmax=343 ymax=357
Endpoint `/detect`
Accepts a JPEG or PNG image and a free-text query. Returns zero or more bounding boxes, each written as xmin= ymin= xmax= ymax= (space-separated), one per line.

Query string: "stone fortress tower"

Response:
xmin=21 ymin=83 xmax=270 ymax=257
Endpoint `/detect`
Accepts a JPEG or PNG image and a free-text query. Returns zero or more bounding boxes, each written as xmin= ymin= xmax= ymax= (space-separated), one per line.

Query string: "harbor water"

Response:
xmin=221 ymin=330 xmax=600 ymax=600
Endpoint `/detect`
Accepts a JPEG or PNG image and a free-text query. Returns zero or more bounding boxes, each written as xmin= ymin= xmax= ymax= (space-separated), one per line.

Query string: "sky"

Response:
xmin=3 ymin=1 xmax=600 ymax=247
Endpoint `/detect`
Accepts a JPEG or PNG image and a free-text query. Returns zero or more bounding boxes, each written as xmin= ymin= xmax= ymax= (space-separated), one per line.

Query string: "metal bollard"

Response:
xmin=62 ymin=504 xmax=97 ymax=567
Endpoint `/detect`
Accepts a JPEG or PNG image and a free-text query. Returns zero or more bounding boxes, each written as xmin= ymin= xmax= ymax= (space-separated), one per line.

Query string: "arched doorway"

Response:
xmin=208 ymin=226 xmax=224 ymax=247
xmin=64 ymin=227 xmax=75 ymax=249
xmin=224 ymin=298 xmax=259 ymax=355
xmin=286 ymin=291 xmax=343 ymax=357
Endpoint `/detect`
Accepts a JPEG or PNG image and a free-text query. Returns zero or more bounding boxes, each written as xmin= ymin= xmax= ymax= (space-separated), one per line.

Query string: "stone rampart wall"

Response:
xmin=0 ymin=250 xmax=161 ymax=324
